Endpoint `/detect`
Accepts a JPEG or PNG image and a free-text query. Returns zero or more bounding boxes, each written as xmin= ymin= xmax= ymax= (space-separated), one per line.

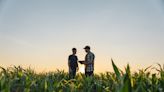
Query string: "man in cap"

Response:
xmin=79 ymin=46 xmax=95 ymax=77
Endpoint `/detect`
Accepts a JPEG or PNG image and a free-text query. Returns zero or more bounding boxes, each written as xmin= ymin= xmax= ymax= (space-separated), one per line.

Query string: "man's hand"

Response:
xmin=76 ymin=67 xmax=79 ymax=71
xmin=83 ymin=62 xmax=87 ymax=65
xmin=78 ymin=61 xmax=85 ymax=64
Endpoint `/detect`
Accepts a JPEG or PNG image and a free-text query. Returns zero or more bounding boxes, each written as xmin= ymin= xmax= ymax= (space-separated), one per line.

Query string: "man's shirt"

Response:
xmin=68 ymin=55 xmax=78 ymax=71
xmin=85 ymin=52 xmax=95 ymax=72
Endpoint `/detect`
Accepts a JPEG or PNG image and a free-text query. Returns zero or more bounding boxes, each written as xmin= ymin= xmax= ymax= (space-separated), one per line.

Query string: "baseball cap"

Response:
xmin=84 ymin=46 xmax=90 ymax=49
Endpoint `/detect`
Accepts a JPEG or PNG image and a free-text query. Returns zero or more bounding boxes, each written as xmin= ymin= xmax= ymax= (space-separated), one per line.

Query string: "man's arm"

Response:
xmin=68 ymin=56 xmax=71 ymax=67
xmin=84 ymin=54 xmax=94 ymax=65
xmin=68 ymin=60 xmax=70 ymax=67
xmin=76 ymin=57 xmax=79 ymax=67
xmin=84 ymin=61 xmax=93 ymax=65
xmin=76 ymin=60 xmax=79 ymax=71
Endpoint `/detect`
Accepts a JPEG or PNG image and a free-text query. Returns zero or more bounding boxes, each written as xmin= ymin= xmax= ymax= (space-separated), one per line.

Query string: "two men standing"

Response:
xmin=68 ymin=46 xmax=95 ymax=78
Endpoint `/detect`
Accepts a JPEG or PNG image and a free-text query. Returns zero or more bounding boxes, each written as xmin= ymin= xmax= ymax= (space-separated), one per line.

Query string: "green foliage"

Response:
xmin=0 ymin=60 xmax=163 ymax=92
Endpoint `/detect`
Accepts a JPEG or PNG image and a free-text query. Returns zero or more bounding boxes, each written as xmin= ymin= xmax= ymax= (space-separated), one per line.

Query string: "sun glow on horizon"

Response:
xmin=79 ymin=65 xmax=85 ymax=73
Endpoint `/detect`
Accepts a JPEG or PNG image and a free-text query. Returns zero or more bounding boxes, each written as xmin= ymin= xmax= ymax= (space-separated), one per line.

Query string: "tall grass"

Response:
xmin=0 ymin=60 xmax=163 ymax=92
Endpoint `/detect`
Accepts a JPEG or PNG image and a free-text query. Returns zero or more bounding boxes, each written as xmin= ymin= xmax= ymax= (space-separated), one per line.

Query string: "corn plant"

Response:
xmin=0 ymin=60 xmax=163 ymax=92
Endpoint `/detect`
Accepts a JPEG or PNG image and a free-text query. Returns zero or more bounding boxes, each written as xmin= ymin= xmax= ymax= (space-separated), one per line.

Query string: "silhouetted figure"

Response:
xmin=79 ymin=46 xmax=95 ymax=77
xmin=68 ymin=48 xmax=79 ymax=79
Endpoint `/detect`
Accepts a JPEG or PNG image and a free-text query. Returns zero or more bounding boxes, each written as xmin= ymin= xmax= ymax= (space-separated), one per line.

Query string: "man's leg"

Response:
xmin=85 ymin=71 xmax=93 ymax=77
xmin=72 ymin=69 xmax=76 ymax=79
xmin=85 ymin=71 xmax=88 ymax=77
xmin=69 ymin=68 xmax=72 ymax=78
xmin=88 ymin=71 xmax=93 ymax=76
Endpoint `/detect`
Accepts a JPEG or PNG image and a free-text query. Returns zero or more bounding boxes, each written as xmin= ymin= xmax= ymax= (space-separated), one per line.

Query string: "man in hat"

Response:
xmin=79 ymin=46 xmax=95 ymax=77
xmin=68 ymin=48 xmax=79 ymax=78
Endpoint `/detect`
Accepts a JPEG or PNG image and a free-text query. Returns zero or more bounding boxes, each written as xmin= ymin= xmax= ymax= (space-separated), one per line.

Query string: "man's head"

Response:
xmin=72 ymin=48 xmax=77 ymax=55
xmin=84 ymin=46 xmax=90 ymax=53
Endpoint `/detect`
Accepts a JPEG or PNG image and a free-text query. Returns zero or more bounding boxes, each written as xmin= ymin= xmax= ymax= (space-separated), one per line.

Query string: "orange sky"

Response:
xmin=0 ymin=0 xmax=164 ymax=73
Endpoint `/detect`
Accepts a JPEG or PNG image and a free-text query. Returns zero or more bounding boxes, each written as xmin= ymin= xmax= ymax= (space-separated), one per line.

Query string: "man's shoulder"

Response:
xmin=69 ymin=54 xmax=73 ymax=57
xmin=89 ymin=52 xmax=95 ymax=56
xmin=68 ymin=55 xmax=73 ymax=59
xmin=69 ymin=55 xmax=77 ymax=58
xmin=69 ymin=55 xmax=72 ymax=57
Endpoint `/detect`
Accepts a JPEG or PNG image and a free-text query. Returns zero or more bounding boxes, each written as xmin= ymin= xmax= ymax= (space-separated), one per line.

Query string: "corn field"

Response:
xmin=0 ymin=60 xmax=164 ymax=92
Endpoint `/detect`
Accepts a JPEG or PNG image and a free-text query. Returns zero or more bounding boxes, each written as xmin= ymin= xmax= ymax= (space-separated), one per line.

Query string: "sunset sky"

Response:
xmin=0 ymin=0 xmax=164 ymax=73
